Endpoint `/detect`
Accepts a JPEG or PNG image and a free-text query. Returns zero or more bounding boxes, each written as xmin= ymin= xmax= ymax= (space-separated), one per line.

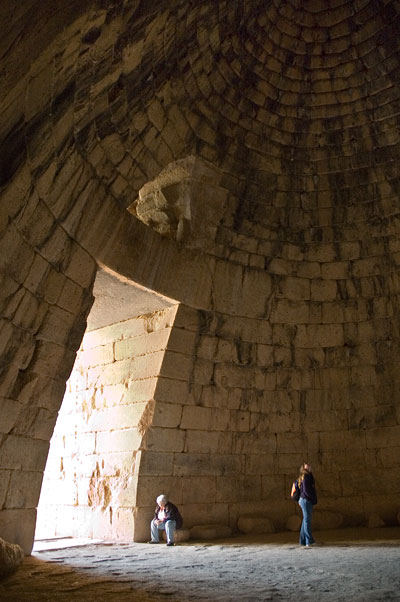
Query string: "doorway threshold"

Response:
xmin=32 ymin=537 xmax=104 ymax=553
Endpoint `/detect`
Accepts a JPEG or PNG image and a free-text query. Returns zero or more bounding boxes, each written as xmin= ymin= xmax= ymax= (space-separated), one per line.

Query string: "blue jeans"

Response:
xmin=299 ymin=498 xmax=315 ymax=546
xmin=150 ymin=519 xmax=176 ymax=543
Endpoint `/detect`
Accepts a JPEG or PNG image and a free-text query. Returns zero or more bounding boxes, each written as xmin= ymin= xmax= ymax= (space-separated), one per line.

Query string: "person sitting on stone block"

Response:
xmin=148 ymin=494 xmax=183 ymax=546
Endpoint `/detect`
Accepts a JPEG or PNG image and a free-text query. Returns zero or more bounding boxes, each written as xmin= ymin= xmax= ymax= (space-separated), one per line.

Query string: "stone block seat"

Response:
xmin=189 ymin=524 xmax=232 ymax=540
xmin=162 ymin=529 xmax=190 ymax=543
xmin=237 ymin=515 xmax=275 ymax=534
xmin=0 ymin=537 xmax=24 ymax=577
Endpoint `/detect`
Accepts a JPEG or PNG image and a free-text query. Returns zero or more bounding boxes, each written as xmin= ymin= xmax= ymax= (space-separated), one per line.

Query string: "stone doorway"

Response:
xmin=35 ymin=268 xmax=177 ymax=544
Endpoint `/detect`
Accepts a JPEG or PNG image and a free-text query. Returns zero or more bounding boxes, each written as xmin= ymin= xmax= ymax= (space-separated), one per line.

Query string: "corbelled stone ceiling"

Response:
xmin=1 ymin=0 xmax=400 ymax=557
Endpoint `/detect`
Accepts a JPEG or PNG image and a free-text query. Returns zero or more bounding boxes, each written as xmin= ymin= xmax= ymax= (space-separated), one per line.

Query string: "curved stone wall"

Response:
xmin=1 ymin=0 xmax=400 ymax=551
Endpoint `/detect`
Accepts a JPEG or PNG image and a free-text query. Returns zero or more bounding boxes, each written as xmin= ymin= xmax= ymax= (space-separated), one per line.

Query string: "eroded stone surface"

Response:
xmin=189 ymin=524 xmax=232 ymax=540
xmin=0 ymin=537 xmax=24 ymax=578
xmin=237 ymin=515 xmax=275 ymax=534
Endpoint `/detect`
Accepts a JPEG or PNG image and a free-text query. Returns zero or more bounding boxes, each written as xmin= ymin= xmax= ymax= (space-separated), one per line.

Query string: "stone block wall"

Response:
xmin=36 ymin=305 xmax=178 ymax=541
xmin=0 ymin=174 xmax=97 ymax=553
xmin=36 ymin=288 xmax=400 ymax=543
xmin=136 ymin=298 xmax=400 ymax=536
xmin=2 ymin=0 xmax=400 ymax=555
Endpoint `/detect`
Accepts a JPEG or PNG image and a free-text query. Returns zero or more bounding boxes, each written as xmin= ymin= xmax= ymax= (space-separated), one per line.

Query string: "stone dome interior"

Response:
xmin=1 ymin=0 xmax=400 ymax=555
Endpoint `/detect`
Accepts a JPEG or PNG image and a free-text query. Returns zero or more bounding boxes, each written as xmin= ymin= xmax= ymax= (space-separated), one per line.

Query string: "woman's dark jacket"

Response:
xmin=154 ymin=502 xmax=183 ymax=529
xmin=300 ymin=473 xmax=317 ymax=505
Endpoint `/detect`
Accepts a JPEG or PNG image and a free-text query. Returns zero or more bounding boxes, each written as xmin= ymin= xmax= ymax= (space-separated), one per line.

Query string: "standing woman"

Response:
xmin=298 ymin=463 xmax=317 ymax=547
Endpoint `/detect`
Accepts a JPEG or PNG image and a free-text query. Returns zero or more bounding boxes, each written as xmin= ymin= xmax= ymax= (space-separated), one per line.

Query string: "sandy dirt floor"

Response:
xmin=1 ymin=527 xmax=400 ymax=602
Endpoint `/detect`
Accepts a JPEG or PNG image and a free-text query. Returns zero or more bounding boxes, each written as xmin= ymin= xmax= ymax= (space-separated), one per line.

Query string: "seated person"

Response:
xmin=148 ymin=494 xmax=183 ymax=546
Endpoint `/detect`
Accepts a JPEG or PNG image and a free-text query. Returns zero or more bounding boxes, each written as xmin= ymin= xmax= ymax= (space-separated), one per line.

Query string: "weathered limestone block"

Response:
xmin=268 ymin=258 xmax=291 ymax=276
xmin=86 ymin=403 xmax=149 ymax=432
xmin=194 ymin=334 xmax=219 ymax=360
xmin=130 ymin=352 xmax=166 ymax=380
xmin=211 ymin=262 xmax=243 ymax=315
xmin=0 ymin=435 xmax=49 ymax=472
xmin=109 ymin=470 xmax=137 ymax=507
xmin=310 ymin=278 xmax=337 ymax=302
xmin=367 ymin=513 xmax=385 ymax=528
xmin=96 ymin=428 xmax=142 ymax=454
xmin=0 ymin=509 xmax=36 ymax=554
xmin=114 ymin=329 xmax=171 ymax=360
xmin=306 ymin=244 xmax=336 ymax=263
xmin=321 ymin=302 xmax=345 ymax=324
xmin=245 ymin=454 xmax=275 ymax=475
xmin=366 ymin=426 xmax=400 ymax=449
xmin=78 ymin=344 xmax=114 ymax=368
xmin=313 ymin=511 xmax=344 ymax=530
xmin=151 ymin=401 xmax=183 ymax=428
xmin=190 ymin=524 xmax=232 ymax=540
xmin=132 ymin=506 xmax=155 ymax=542
xmin=297 ymin=262 xmax=321 ymax=279
xmin=216 ymin=476 xmax=261 ymax=503
xmin=143 ymin=427 xmax=185 ymax=453
xmin=5 ymin=470 xmax=43 ymax=509
xmin=0 ymin=537 xmax=24 ymax=577
xmin=179 ymin=502 xmax=229 ymax=531
xmin=28 ymin=341 xmax=76 ymax=381
xmin=159 ymin=350 xmax=193 ymax=380
xmin=250 ymin=410 xmax=300 ymax=434
xmin=173 ymin=453 xmax=241 ymax=477
xmin=162 ymin=528 xmax=190 ymax=542
xmin=261 ymin=475 xmax=287 ymax=500
xmin=318 ymin=429 xmax=366 ymax=453
xmin=165 ymin=327 xmax=197 ymax=355
xmin=199 ymin=385 xmax=231 ymax=409
xmin=379 ymin=447 xmax=400 ymax=467
xmin=0 ymin=224 xmax=35 ymax=286
xmin=0 ymin=399 xmax=23 ymax=435
xmin=241 ymin=269 xmax=274 ymax=318
xmin=85 ymin=357 xmax=146 ymax=387
xmin=294 ymin=324 xmax=344 ymax=348
xmin=233 ymin=432 xmax=276 ymax=455
xmin=83 ymin=320 xmax=146 ymax=349
xmin=215 ymin=338 xmax=237 ymax=363
xmin=95 ymin=452 xmax=136 ymax=479
xmin=228 ymin=410 xmax=250 ymax=432
xmin=180 ymin=476 xmax=218 ymax=504
xmin=184 ymin=430 xmax=233 ymax=454
xmin=237 ymin=514 xmax=275 ymax=534
xmin=38 ymin=305 xmax=80 ymax=348
xmin=213 ymin=363 xmax=265 ymax=389
xmin=135 ymin=476 xmax=183 ymax=507
xmin=90 ymin=506 xmax=135 ymax=542
xmin=154 ymin=376 xmax=189 ymax=404
xmin=96 ymin=380 xmax=156 ymax=405
xmin=64 ymin=243 xmax=96 ymax=289
xmin=180 ymin=406 xmax=230 ymax=431
xmin=321 ymin=261 xmax=349 ymax=280
xmin=192 ymin=358 xmax=215 ymax=385
xmin=280 ymin=276 xmax=310 ymax=301
xmin=257 ymin=343 xmax=274 ymax=366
